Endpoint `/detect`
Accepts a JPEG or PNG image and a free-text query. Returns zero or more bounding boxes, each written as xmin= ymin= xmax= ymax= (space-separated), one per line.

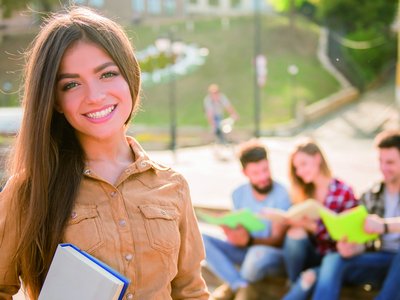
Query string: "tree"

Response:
xmin=267 ymin=0 xmax=320 ymax=27
xmin=318 ymin=0 xmax=397 ymax=32
xmin=318 ymin=0 xmax=397 ymax=88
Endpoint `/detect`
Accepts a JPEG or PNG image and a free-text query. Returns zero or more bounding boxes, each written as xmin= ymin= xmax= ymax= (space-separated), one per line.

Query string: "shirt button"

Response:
xmin=110 ymin=191 xmax=117 ymax=197
xmin=125 ymin=253 xmax=133 ymax=261
xmin=71 ymin=211 xmax=77 ymax=219
xmin=119 ymin=219 xmax=127 ymax=227
xmin=140 ymin=161 xmax=147 ymax=167
xmin=126 ymin=293 xmax=133 ymax=299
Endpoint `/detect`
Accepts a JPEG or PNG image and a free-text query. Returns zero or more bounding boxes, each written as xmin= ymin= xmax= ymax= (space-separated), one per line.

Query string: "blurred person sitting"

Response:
xmin=310 ymin=130 xmax=400 ymax=300
xmin=282 ymin=138 xmax=358 ymax=300
xmin=202 ymin=139 xmax=291 ymax=300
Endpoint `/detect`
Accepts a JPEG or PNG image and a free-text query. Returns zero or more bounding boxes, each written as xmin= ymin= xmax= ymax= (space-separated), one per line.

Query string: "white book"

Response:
xmin=39 ymin=244 xmax=129 ymax=300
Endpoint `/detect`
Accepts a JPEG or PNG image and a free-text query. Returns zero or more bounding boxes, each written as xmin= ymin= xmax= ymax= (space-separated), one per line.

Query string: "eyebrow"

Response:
xmin=57 ymin=61 xmax=117 ymax=81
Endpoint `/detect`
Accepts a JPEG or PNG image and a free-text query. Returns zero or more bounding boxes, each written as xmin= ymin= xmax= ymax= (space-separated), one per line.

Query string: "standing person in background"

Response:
xmin=311 ymin=130 xmax=400 ymax=300
xmin=202 ymin=139 xmax=291 ymax=300
xmin=203 ymin=84 xmax=238 ymax=145
xmin=0 ymin=7 xmax=209 ymax=300
xmin=282 ymin=138 xmax=358 ymax=300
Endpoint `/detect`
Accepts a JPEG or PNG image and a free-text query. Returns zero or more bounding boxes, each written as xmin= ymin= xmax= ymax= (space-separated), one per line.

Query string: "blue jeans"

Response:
xmin=377 ymin=249 xmax=400 ymax=300
xmin=313 ymin=251 xmax=396 ymax=300
xmin=213 ymin=115 xmax=225 ymax=144
xmin=283 ymin=235 xmax=322 ymax=283
xmin=282 ymin=235 xmax=323 ymax=300
xmin=202 ymin=234 xmax=285 ymax=291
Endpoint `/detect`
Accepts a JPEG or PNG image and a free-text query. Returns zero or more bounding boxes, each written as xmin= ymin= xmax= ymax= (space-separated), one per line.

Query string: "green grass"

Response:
xmin=129 ymin=14 xmax=339 ymax=129
xmin=0 ymin=13 xmax=340 ymax=130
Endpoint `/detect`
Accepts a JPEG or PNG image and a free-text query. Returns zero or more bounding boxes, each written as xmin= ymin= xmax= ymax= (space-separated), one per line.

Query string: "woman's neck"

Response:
xmin=313 ymin=174 xmax=332 ymax=203
xmin=80 ymin=134 xmax=135 ymax=184
xmin=80 ymin=132 xmax=130 ymax=162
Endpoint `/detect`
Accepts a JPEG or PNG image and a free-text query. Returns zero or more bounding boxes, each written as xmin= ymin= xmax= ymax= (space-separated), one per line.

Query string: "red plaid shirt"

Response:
xmin=314 ymin=178 xmax=358 ymax=255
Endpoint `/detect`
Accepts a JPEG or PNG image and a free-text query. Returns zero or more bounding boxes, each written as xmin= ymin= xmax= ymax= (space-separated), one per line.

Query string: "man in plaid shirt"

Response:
xmin=312 ymin=130 xmax=400 ymax=300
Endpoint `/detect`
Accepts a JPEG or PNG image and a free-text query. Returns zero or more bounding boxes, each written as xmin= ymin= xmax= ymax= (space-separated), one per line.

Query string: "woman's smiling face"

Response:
xmin=292 ymin=151 xmax=321 ymax=184
xmin=56 ymin=40 xmax=132 ymax=142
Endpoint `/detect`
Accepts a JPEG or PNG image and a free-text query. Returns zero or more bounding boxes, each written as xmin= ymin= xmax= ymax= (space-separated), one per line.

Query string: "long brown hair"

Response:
xmin=288 ymin=138 xmax=332 ymax=203
xmin=3 ymin=6 xmax=141 ymax=298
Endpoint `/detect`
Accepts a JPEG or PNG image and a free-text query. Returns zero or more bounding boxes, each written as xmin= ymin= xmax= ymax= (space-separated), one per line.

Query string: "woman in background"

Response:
xmin=282 ymin=138 xmax=357 ymax=300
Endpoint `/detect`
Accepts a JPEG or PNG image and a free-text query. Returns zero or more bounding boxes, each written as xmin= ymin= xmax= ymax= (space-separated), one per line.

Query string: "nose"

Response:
xmin=85 ymin=81 xmax=105 ymax=104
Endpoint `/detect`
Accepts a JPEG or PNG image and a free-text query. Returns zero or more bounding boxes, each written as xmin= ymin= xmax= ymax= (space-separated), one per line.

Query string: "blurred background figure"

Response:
xmin=204 ymin=83 xmax=239 ymax=145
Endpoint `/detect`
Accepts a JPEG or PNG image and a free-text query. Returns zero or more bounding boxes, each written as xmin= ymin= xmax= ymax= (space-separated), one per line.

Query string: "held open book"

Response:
xmin=260 ymin=199 xmax=323 ymax=223
xmin=196 ymin=208 xmax=266 ymax=232
xmin=319 ymin=205 xmax=378 ymax=244
xmin=261 ymin=200 xmax=378 ymax=244
xmin=39 ymin=244 xmax=130 ymax=300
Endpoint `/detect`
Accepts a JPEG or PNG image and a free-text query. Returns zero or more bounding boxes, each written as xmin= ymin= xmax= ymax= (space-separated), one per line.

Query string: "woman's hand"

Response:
xmin=287 ymin=216 xmax=318 ymax=233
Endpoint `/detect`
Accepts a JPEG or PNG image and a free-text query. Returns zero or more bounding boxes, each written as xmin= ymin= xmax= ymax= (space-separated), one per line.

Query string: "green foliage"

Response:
xmin=317 ymin=0 xmax=397 ymax=88
xmin=342 ymin=28 xmax=396 ymax=85
xmin=267 ymin=0 xmax=308 ymax=12
xmin=318 ymin=0 xmax=397 ymax=31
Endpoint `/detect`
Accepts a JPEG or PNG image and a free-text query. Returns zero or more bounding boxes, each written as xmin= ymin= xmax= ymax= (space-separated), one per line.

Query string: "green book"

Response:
xmin=320 ymin=205 xmax=378 ymax=244
xmin=196 ymin=208 xmax=266 ymax=233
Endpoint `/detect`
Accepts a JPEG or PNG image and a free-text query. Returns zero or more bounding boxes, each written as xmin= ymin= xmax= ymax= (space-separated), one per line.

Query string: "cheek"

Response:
xmin=295 ymin=166 xmax=306 ymax=176
xmin=116 ymin=80 xmax=132 ymax=99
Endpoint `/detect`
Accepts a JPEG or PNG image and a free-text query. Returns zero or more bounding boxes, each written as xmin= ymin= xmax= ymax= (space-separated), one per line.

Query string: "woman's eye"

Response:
xmin=101 ymin=71 xmax=118 ymax=79
xmin=62 ymin=82 xmax=79 ymax=91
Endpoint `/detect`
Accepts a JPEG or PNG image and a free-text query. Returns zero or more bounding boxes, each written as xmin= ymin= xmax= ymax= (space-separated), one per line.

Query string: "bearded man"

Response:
xmin=202 ymin=139 xmax=291 ymax=300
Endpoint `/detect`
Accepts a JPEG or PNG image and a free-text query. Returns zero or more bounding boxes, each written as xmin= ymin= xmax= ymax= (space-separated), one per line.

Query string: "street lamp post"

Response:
xmin=155 ymin=34 xmax=184 ymax=158
xmin=253 ymin=0 xmax=262 ymax=138
xmin=288 ymin=64 xmax=299 ymax=119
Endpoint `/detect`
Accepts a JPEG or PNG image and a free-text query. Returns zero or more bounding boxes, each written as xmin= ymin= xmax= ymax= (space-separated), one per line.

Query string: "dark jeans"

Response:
xmin=312 ymin=251 xmax=396 ymax=300
xmin=282 ymin=235 xmax=322 ymax=300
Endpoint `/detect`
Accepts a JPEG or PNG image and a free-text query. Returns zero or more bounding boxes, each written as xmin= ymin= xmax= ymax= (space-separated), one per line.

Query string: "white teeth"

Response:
xmin=86 ymin=106 xmax=115 ymax=119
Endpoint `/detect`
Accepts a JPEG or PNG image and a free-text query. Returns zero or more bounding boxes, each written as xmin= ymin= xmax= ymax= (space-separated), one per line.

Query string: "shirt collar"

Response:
xmin=126 ymin=136 xmax=169 ymax=173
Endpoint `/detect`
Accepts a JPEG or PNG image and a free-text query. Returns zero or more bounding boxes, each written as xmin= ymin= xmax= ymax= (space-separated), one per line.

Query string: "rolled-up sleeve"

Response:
xmin=170 ymin=175 xmax=209 ymax=299
xmin=0 ymin=192 xmax=20 ymax=299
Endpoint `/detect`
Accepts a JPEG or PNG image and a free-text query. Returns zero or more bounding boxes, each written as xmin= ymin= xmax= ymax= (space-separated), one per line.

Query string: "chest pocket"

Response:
xmin=63 ymin=205 xmax=104 ymax=254
xmin=139 ymin=205 xmax=180 ymax=254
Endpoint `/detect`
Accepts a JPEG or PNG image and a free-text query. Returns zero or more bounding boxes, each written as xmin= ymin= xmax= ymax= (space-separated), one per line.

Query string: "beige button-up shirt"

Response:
xmin=0 ymin=137 xmax=209 ymax=299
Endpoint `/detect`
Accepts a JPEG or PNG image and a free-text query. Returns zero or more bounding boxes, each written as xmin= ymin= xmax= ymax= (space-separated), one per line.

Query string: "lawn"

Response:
xmin=129 ymin=14 xmax=339 ymax=129
xmin=0 ymin=13 xmax=339 ymax=130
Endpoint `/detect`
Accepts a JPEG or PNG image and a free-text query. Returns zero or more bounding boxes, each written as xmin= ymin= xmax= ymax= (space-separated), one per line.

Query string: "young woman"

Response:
xmin=0 ymin=7 xmax=209 ymax=300
xmin=282 ymin=138 xmax=358 ymax=300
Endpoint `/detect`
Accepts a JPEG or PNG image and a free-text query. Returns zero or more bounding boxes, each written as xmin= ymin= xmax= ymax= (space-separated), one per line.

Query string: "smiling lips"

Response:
xmin=85 ymin=105 xmax=116 ymax=119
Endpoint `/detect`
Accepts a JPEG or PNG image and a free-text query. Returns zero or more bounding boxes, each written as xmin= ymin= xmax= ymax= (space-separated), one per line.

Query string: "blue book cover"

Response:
xmin=39 ymin=243 xmax=130 ymax=300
